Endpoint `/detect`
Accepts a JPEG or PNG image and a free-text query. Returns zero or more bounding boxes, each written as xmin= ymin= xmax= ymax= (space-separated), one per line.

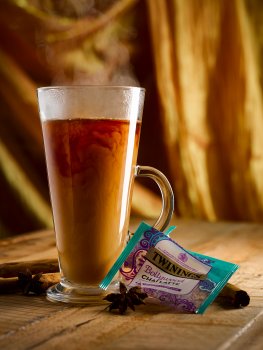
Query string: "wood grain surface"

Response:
xmin=0 ymin=217 xmax=262 ymax=350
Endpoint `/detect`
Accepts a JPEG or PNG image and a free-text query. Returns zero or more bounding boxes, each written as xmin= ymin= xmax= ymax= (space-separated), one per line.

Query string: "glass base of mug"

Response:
xmin=46 ymin=278 xmax=119 ymax=304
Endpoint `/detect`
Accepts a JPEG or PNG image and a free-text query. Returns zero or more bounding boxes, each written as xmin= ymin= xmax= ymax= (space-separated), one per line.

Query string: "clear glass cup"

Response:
xmin=37 ymin=85 xmax=174 ymax=303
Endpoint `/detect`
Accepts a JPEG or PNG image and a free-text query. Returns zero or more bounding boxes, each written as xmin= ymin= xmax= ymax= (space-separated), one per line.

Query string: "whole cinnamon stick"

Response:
xmin=0 ymin=278 xmax=19 ymax=293
xmin=0 ymin=273 xmax=60 ymax=294
xmin=0 ymin=259 xmax=59 ymax=278
xmin=218 ymin=283 xmax=250 ymax=307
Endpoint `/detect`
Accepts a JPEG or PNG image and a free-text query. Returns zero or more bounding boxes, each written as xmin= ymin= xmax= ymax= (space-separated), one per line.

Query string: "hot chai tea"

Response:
xmin=42 ymin=118 xmax=141 ymax=286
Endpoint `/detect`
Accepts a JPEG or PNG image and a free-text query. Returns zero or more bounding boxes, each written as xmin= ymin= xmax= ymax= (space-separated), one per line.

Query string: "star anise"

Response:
xmin=18 ymin=269 xmax=44 ymax=295
xmin=103 ymin=282 xmax=148 ymax=314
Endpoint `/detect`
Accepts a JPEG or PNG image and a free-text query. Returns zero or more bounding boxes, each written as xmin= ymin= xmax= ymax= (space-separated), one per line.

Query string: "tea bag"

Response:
xmin=100 ymin=222 xmax=239 ymax=314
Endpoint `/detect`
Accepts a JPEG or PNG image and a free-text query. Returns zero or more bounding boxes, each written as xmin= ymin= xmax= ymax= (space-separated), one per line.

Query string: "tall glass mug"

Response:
xmin=37 ymin=86 xmax=174 ymax=303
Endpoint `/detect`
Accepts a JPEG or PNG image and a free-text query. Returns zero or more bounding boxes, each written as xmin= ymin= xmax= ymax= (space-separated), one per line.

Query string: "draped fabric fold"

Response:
xmin=146 ymin=0 xmax=263 ymax=221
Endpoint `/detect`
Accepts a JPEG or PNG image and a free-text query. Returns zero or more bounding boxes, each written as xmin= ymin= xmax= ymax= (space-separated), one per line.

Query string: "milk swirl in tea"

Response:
xmin=42 ymin=118 xmax=141 ymax=286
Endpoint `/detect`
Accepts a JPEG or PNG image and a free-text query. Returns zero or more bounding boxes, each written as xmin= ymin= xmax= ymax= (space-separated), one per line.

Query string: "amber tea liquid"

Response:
xmin=42 ymin=118 xmax=141 ymax=286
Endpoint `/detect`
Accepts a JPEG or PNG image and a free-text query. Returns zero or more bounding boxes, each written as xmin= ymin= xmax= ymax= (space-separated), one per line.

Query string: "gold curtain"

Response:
xmin=147 ymin=0 xmax=263 ymax=221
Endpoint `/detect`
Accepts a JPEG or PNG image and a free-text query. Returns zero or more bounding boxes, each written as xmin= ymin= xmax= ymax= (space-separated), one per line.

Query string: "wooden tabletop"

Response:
xmin=0 ymin=218 xmax=262 ymax=350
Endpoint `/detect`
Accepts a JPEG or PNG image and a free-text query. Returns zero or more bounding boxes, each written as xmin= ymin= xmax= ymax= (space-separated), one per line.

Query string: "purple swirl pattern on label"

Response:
xmin=140 ymin=227 xmax=170 ymax=250
xmin=121 ymin=249 xmax=145 ymax=281
xmin=199 ymin=279 xmax=216 ymax=292
xmin=198 ymin=257 xmax=214 ymax=265
xmin=144 ymin=287 xmax=196 ymax=313
xmin=120 ymin=228 xmax=170 ymax=282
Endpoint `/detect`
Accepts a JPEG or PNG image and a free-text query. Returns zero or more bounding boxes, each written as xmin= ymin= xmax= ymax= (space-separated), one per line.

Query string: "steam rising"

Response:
xmin=38 ymin=0 xmax=140 ymax=87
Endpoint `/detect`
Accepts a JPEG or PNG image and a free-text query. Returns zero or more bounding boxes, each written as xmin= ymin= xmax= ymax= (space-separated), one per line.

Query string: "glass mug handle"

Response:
xmin=134 ymin=165 xmax=174 ymax=232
